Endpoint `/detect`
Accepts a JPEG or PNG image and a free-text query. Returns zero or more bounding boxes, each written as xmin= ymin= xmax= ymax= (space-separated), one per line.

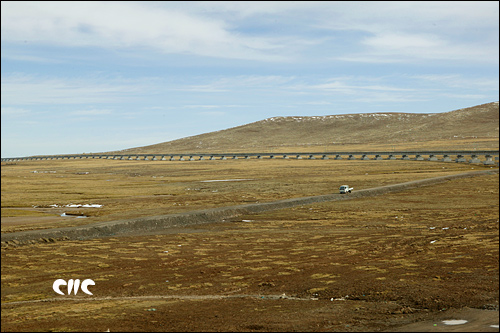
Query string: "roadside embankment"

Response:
xmin=2 ymin=168 xmax=498 ymax=246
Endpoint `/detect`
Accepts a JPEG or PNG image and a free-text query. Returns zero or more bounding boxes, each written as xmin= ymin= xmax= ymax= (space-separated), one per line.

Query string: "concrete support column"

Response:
xmin=361 ymin=154 xmax=370 ymax=160
xmin=428 ymin=154 xmax=438 ymax=161
xmin=455 ymin=155 xmax=467 ymax=163
xmin=415 ymin=154 xmax=424 ymax=161
xmin=401 ymin=155 xmax=410 ymax=160
xmin=199 ymin=156 xmax=205 ymax=160
xmin=441 ymin=155 xmax=452 ymax=162
xmin=348 ymin=154 xmax=356 ymax=160
xmin=322 ymin=154 xmax=329 ymax=160
xmin=283 ymin=155 xmax=289 ymax=159
xmin=469 ymin=155 xmax=481 ymax=163
xmin=374 ymin=155 xmax=383 ymax=160
xmin=387 ymin=154 xmax=396 ymax=160
xmin=209 ymin=156 xmax=215 ymax=160
xmin=308 ymin=154 xmax=316 ymax=159
xmin=169 ymin=156 xmax=176 ymax=161
xmin=220 ymin=156 xmax=226 ymax=160
xmin=335 ymin=154 xmax=343 ymax=160
xmin=483 ymin=155 xmax=495 ymax=165
xmin=232 ymin=156 xmax=238 ymax=160
xmin=296 ymin=155 xmax=302 ymax=159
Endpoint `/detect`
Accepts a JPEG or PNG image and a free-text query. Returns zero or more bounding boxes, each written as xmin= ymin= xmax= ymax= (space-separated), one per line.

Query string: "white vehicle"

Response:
xmin=339 ymin=185 xmax=353 ymax=194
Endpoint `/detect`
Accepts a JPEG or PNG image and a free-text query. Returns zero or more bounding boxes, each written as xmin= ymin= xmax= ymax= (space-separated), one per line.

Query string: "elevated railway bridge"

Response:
xmin=2 ymin=151 xmax=499 ymax=165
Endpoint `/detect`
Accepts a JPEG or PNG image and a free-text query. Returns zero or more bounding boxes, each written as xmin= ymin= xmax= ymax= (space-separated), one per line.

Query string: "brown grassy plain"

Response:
xmin=1 ymin=155 xmax=499 ymax=332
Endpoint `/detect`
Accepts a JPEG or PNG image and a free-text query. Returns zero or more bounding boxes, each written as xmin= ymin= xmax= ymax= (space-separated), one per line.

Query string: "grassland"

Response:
xmin=1 ymin=157 xmax=498 ymax=332
xmin=1 ymin=158 xmax=491 ymax=233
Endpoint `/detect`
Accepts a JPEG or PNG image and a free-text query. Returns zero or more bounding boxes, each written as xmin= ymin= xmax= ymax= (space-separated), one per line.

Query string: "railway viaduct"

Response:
xmin=2 ymin=151 xmax=499 ymax=165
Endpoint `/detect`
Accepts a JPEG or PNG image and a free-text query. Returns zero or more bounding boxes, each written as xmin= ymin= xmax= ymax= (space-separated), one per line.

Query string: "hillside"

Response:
xmin=116 ymin=102 xmax=499 ymax=153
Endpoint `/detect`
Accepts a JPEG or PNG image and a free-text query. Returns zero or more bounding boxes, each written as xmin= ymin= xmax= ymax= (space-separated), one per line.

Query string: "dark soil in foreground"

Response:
xmin=1 ymin=173 xmax=498 ymax=332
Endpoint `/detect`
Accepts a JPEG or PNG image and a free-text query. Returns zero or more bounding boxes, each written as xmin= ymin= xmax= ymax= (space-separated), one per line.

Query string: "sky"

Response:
xmin=1 ymin=1 xmax=499 ymax=158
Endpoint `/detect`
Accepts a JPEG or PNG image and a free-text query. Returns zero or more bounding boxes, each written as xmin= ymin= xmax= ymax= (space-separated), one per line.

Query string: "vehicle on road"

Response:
xmin=339 ymin=185 xmax=353 ymax=194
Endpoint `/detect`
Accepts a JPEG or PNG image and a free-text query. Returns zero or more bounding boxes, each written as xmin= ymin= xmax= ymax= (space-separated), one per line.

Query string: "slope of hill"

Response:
xmin=116 ymin=102 xmax=499 ymax=153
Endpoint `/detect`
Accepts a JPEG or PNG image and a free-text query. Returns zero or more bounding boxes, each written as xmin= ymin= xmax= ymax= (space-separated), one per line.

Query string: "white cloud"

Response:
xmin=69 ymin=109 xmax=113 ymax=116
xmin=197 ymin=111 xmax=227 ymax=117
xmin=1 ymin=74 xmax=150 ymax=105
xmin=0 ymin=1 xmax=290 ymax=61
xmin=177 ymin=75 xmax=296 ymax=92
xmin=1 ymin=106 xmax=30 ymax=117
xmin=412 ymin=74 xmax=499 ymax=90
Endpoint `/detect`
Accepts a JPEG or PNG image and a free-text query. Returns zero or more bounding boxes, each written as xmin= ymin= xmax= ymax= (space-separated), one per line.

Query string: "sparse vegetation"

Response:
xmin=1 ymin=102 xmax=498 ymax=332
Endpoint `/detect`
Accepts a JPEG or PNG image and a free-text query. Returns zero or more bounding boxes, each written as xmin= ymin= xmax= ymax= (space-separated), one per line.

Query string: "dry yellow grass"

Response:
xmin=2 ymin=157 xmax=492 ymax=233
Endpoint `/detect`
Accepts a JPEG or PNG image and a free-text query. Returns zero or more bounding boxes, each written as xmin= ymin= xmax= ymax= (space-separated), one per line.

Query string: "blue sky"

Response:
xmin=1 ymin=1 xmax=498 ymax=158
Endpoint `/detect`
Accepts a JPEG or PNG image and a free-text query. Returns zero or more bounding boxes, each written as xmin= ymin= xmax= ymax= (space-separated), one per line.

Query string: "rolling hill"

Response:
xmin=115 ymin=102 xmax=499 ymax=153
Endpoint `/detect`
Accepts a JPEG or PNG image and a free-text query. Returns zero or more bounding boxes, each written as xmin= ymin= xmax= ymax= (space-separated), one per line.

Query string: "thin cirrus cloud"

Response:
xmin=0 ymin=1 xmax=291 ymax=62
xmin=69 ymin=109 xmax=114 ymax=116
xmin=0 ymin=74 xmax=151 ymax=105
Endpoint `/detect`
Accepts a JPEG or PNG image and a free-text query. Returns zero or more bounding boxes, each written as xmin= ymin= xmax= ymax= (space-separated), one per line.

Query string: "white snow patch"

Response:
xmin=50 ymin=203 xmax=102 ymax=208
xmin=65 ymin=204 xmax=102 ymax=208
xmin=442 ymin=319 xmax=468 ymax=325
xmin=200 ymin=179 xmax=253 ymax=183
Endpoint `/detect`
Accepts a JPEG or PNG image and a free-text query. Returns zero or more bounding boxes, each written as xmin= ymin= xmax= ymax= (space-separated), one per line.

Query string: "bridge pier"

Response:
xmin=283 ymin=154 xmax=289 ymax=159
xmin=414 ymin=154 xmax=424 ymax=161
xmin=401 ymin=155 xmax=410 ymax=160
xmin=169 ymin=156 xmax=176 ymax=161
xmin=483 ymin=155 xmax=495 ymax=165
xmin=428 ymin=154 xmax=438 ymax=161
xmin=308 ymin=154 xmax=316 ymax=160
xmin=348 ymin=154 xmax=356 ymax=160
xmin=361 ymin=154 xmax=370 ymax=160
xmin=455 ymin=155 xmax=467 ymax=163
xmin=220 ymin=156 xmax=226 ymax=160
xmin=334 ymin=154 xmax=342 ymax=160
xmin=441 ymin=155 xmax=452 ymax=162
xmin=296 ymin=155 xmax=302 ymax=159
xmin=387 ymin=154 xmax=396 ymax=160
xmin=374 ymin=154 xmax=383 ymax=160
xmin=469 ymin=155 xmax=481 ymax=163
xmin=322 ymin=154 xmax=329 ymax=160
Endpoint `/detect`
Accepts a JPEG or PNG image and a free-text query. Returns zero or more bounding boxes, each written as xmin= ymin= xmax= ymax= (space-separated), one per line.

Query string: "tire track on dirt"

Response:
xmin=2 ymin=294 xmax=310 ymax=307
xmin=2 ymin=169 xmax=498 ymax=245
